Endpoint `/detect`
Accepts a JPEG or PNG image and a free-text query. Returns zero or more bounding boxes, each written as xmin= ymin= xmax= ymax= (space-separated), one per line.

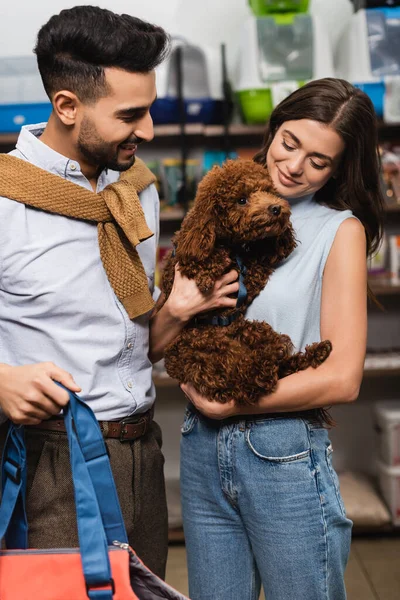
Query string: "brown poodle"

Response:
xmin=160 ymin=160 xmax=332 ymax=405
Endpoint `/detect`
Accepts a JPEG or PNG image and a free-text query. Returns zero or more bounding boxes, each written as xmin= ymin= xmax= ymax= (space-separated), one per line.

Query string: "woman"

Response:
xmin=150 ymin=78 xmax=385 ymax=600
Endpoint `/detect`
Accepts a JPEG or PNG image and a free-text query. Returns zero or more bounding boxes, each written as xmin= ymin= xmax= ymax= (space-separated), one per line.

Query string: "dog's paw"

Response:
xmin=306 ymin=340 xmax=332 ymax=367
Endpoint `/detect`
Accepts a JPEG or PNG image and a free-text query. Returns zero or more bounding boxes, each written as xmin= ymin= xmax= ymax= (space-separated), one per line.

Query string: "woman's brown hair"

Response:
xmin=254 ymin=78 xmax=385 ymax=258
xmin=254 ymin=78 xmax=386 ymax=426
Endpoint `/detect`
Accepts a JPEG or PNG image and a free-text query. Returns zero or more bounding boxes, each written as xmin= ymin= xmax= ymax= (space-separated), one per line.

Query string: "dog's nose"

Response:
xmin=269 ymin=205 xmax=281 ymax=216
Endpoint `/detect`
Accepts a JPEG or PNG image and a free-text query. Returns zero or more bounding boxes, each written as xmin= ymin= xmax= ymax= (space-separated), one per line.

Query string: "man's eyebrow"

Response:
xmin=283 ymin=129 xmax=333 ymax=163
xmin=114 ymin=95 xmax=158 ymax=117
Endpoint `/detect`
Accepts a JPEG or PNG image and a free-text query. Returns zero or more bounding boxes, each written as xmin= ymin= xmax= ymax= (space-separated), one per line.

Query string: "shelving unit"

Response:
xmin=1 ymin=119 xmax=399 ymax=144
xmin=154 ymin=365 xmax=400 ymax=388
xmin=1 ymin=120 xmax=400 ymax=536
xmin=370 ymin=279 xmax=400 ymax=296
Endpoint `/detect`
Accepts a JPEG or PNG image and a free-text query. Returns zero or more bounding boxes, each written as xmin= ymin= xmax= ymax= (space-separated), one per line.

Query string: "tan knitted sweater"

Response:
xmin=0 ymin=154 xmax=156 ymax=319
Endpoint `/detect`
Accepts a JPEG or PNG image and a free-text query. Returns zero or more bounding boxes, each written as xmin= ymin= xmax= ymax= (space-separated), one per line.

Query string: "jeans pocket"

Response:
xmin=326 ymin=444 xmax=346 ymax=517
xmin=181 ymin=408 xmax=198 ymax=436
xmin=246 ymin=417 xmax=311 ymax=463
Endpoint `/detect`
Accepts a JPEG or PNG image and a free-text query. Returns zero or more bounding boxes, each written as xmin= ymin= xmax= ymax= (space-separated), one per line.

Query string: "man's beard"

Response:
xmin=77 ymin=116 xmax=137 ymax=172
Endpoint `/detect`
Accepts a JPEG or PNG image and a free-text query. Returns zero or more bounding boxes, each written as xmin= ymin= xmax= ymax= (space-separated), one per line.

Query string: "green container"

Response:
xmin=248 ymin=0 xmax=309 ymax=15
xmin=237 ymin=89 xmax=273 ymax=125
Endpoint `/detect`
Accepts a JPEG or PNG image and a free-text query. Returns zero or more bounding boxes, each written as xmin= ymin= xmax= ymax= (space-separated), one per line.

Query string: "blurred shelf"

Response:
xmin=364 ymin=352 xmax=400 ymax=377
xmin=159 ymin=205 xmax=400 ymax=223
xmin=385 ymin=203 xmax=400 ymax=213
xmin=369 ymin=278 xmax=400 ymax=295
xmin=160 ymin=208 xmax=185 ymax=221
xmin=154 ymin=365 xmax=400 ymax=388
xmin=168 ymin=527 xmax=185 ymax=543
xmin=153 ymin=374 xmax=179 ymax=388
xmin=0 ymin=133 xmax=18 ymax=145
xmin=363 ymin=366 xmax=400 ymax=377
xmin=153 ymin=123 xmax=265 ymax=138
xmin=2 ymin=120 xmax=400 ymax=146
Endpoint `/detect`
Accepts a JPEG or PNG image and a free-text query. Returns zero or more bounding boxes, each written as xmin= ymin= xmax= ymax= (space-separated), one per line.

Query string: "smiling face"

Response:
xmin=74 ymin=67 xmax=157 ymax=171
xmin=266 ymin=119 xmax=345 ymax=199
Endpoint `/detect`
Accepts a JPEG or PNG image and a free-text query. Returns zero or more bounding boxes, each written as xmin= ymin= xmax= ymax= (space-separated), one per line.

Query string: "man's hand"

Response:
xmin=0 ymin=362 xmax=81 ymax=425
xmin=165 ymin=265 xmax=239 ymax=324
xmin=180 ymin=382 xmax=239 ymax=420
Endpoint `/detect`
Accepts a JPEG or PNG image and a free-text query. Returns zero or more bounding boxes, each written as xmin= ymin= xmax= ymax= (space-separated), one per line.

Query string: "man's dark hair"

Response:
xmin=34 ymin=5 xmax=170 ymax=103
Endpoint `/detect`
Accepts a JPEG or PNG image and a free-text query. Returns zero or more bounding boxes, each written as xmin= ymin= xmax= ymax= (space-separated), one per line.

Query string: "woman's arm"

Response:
xmin=149 ymin=266 xmax=239 ymax=363
xmin=183 ymin=218 xmax=367 ymax=418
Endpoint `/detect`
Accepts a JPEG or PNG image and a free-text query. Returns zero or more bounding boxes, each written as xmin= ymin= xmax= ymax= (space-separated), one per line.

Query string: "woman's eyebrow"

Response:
xmin=283 ymin=129 xmax=333 ymax=163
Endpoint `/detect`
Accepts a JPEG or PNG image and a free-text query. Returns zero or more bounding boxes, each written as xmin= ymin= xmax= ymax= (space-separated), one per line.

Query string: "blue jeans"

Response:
xmin=180 ymin=407 xmax=352 ymax=600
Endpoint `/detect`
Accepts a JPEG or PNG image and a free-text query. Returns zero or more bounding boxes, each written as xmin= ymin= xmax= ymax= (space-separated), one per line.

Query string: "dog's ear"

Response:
xmin=175 ymin=210 xmax=216 ymax=263
xmin=269 ymin=224 xmax=297 ymax=266
xmin=174 ymin=168 xmax=220 ymax=263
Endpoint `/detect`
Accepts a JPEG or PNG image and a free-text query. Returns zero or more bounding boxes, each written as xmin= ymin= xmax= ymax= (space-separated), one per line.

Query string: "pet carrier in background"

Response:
xmin=364 ymin=1 xmax=400 ymax=7
xmin=248 ymin=0 xmax=310 ymax=13
xmin=0 ymin=56 xmax=51 ymax=132
xmin=151 ymin=38 xmax=224 ymax=126
xmin=335 ymin=5 xmax=400 ymax=121
xmin=234 ymin=0 xmax=336 ymax=124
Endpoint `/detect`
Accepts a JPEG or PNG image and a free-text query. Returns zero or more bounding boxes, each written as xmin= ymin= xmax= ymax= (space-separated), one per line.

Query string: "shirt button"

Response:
xmin=127 ymin=381 xmax=133 ymax=389
xmin=127 ymin=343 xmax=132 ymax=349
xmin=70 ymin=163 xmax=77 ymax=171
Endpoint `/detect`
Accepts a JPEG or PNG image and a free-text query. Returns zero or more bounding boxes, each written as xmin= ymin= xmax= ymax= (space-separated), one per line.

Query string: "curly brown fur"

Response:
xmin=160 ymin=159 xmax=332 ymax=406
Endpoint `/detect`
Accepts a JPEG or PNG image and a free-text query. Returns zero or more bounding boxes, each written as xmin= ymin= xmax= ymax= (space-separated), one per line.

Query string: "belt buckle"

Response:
xmin=119 ymin=417 xmax=147 ymax=441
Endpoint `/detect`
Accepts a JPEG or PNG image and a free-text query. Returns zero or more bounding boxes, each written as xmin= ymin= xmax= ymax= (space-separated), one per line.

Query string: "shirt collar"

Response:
xmin=14 ymin=123 xmax=116 ymax=191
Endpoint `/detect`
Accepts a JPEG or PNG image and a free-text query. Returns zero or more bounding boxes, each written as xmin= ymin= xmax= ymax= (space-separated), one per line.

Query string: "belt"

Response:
xmin=27 ymin=406 xmax=154 ymax=442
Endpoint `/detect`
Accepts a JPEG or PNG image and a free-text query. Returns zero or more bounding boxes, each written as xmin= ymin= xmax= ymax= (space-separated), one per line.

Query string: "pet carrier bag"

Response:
xmin=0 ymin=387 xmax=189 ymax=600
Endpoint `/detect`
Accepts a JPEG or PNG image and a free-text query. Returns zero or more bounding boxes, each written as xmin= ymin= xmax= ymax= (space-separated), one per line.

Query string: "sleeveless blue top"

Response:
xmin=245 ymin=195 xmax=356 ymax=352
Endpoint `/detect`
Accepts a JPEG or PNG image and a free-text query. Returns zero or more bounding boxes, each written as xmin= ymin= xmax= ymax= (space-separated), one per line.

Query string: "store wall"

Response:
xmin=0 ymin=0 xmax=250 ymax=73
xmin=0 ymin=1 xmax=179 ymax=57
xmin=0 ymin=0 xmax=353 ymax=75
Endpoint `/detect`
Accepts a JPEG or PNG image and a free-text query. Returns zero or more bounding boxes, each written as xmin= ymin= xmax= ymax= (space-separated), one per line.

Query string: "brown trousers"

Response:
xmin=0 ymin=419 xmax=169 ymax=579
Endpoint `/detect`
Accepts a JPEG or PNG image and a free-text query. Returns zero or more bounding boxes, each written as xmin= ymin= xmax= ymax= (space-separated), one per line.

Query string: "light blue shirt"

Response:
xmin=0 ymin=123 xmax=159 ymax=421
xmin=246 ymin=194 xmax=356 ymax=352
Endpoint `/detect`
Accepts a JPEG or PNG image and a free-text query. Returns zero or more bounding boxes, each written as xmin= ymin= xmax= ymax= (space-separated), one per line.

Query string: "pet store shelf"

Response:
xmin=160 ymin=208 xmax=185 ymax=221
xmin=153 ymin=374 xmax=180 ymax=388
xmin=1 ymin=121 xmax=400 ymax=146
xmin=153 ymin=123 xmax=266 ymax=138
xmin=0 ymin=125 xmax=266 ymax=145
xmin=168 ymin=527 xmax=185 ymax=543
xmin=159 ymin=205 xmax=400 ymax=223
xmin=364 ymin=367 xmax=400 ymax=377
xmin=385 ymin=203 xmax=400 ymax=213
xmin=364 ymin=352 xmax=400 ymax=377
xmin=369 ymin=278 xmax=400 ymax=295
xmin=0 ymin=133 xmax=19 ymax=145
xmin=154 ymin=360 xmax=400 ymax=389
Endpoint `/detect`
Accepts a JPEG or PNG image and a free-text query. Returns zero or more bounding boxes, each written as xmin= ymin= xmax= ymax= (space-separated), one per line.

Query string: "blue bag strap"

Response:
xmin=0 ymin=407 xmax=115 ymax=599
xmin=0 ymin=425 xmax=27 ymax=548
xmin=0 ymin=388 xmax=129 ymax=600
xmin=63 ymin=403 xmax=115 ymax=600
xmin=60 ymin=386 xmax=128 ymax=545
xmin=0 ymin=388 xmax=128 ymax=547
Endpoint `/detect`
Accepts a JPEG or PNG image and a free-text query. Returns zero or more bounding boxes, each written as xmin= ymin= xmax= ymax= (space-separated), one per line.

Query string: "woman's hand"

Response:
xmin=181 ymin=382 xmax=239 ymax=420
xmin=164 ymin=264 xmax=239 ymax=323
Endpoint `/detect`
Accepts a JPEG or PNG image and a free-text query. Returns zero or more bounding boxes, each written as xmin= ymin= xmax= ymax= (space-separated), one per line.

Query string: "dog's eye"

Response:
xmin=237 ymin=198 xmax=248 ymax=205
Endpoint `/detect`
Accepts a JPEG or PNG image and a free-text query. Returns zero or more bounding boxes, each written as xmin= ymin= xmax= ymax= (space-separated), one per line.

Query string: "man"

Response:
xmin=0 ymin=5 xmax=171 ymax=577
xmin=0 ymin=5 xmax=240 ymax=577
